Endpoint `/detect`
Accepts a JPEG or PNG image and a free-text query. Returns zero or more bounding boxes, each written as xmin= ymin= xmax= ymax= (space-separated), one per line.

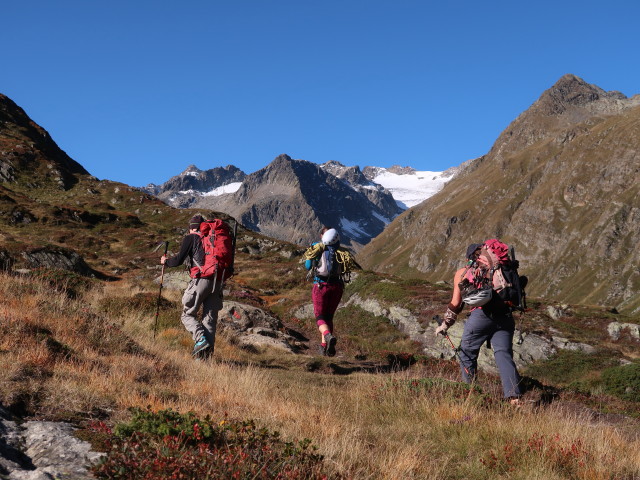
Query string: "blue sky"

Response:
xmin=3 ymin=1 xmax=639 ymax=187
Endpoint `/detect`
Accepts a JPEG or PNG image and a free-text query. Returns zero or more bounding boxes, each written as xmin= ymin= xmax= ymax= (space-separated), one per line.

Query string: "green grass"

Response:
xmin=336 ymin=305 xmax=422 ymax=357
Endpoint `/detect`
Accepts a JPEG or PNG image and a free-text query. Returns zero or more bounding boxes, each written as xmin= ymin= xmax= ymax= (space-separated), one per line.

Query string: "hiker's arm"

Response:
xmin=436 ymin=268 xmax=465 ymax=334
xmin=163 ymin=236 xmax=193 ymax=268
xmin=449 ymin=268 xmax=465 ymax=313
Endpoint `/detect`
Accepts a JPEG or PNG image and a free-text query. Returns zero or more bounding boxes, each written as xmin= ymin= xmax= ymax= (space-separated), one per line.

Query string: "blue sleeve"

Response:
xmin=304 ymin=259 xmax=313 ymax=270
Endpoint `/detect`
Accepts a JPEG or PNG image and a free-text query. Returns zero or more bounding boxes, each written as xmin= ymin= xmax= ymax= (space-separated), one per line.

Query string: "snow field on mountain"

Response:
xmin=372 ymin=170 xmax=453 ymax=209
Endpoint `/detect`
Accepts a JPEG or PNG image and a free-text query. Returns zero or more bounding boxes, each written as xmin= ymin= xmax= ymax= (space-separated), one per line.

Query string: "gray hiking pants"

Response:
xmin=181 ymin=277 xmax=223 ymax=350
xmin=458 ymin=308 xmax=522 ymax=398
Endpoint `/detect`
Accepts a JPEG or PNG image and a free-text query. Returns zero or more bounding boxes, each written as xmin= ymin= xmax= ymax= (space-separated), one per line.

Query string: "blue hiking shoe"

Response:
xmin=192 ymin=337 xmax=210 ymax=358
xmin=324 ymin=333 xmax=337 ymax=357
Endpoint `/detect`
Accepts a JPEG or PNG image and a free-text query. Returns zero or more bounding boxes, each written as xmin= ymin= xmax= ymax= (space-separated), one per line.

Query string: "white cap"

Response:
xmin=322 ymin=228 xmax=340 ymax=245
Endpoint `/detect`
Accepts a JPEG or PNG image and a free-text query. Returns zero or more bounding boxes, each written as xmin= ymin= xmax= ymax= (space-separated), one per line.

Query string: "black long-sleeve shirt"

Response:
xmin=165 ymin=233 xmax=204 ymax=269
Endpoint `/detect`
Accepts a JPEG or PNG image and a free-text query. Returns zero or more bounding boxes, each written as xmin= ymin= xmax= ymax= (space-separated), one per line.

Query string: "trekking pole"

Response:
xmin=153 ymin=241 xmax=169 ymax=338
xmin=433 ymin=315 xmax=471 ymax=376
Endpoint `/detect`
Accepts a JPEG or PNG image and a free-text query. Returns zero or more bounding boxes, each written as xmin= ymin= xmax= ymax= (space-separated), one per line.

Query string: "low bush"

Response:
xmin=28 ymin=268 xmax=95 ymax=298
xmin=92 ymin=407 xmax=329 ymax=479
xmin=600 ymin=362 xmax=640 ymax=402
xmin=523 ymin=350 xmax=618 ymax=386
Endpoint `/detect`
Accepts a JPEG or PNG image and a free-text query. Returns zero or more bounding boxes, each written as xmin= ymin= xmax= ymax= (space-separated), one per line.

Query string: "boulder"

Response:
xmin=218 ymin=301 xmax=303 ymax=353
xmin=21 ymin=246 xmax=96 ymax=276
xmin=0 ymin=405 xmax=103 ymax=479
xmin=607 ymin=322 xmax=640 ymax=341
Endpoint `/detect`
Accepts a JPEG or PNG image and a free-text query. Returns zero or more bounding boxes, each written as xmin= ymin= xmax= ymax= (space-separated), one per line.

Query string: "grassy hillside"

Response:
xmin=1 ymin=268 xmax=639 ymax=479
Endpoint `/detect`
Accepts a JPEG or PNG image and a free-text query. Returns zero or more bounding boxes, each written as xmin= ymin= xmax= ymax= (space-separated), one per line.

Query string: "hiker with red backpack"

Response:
xmin=435 ymin=239 xmax=525 ymax=405
xmin=160 ymin=214 xmax=234 ymax=359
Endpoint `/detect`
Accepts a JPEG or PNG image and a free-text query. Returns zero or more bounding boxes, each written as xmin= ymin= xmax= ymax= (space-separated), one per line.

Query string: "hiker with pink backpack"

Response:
xmin=435 ymin=239 xmax=527 ymax=404
xmin=160 ymin=214 xmax=234 ymax=359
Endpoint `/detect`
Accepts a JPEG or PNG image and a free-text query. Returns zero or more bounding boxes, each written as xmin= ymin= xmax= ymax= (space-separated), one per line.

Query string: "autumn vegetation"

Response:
xmin=1 ymin=269 xmax=638 ymax=479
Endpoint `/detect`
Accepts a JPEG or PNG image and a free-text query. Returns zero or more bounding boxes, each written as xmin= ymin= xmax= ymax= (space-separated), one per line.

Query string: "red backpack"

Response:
xmin=189 ymin=219 xmax=234 ymax=281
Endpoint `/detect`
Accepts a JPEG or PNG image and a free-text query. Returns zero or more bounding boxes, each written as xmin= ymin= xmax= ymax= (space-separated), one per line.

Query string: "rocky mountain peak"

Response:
xmin=189 ymin=154 xmax=403 ymax=248
xmin=182 ymin=164 xmax=202 ymax=175
xmin=536 ymin=73 xmax=614 ymax=116
xmin=489 ymin=74 xmax=640 ymax=158
xmin=138 ymin=163 xmax=246 ymax=208
xmin=320 ymin=161 xmax=371 ymax=186
xmin=0 ymin=94 xmax=89 ymax=189
xmin=386 ymin=165 xmax=416 ymax=175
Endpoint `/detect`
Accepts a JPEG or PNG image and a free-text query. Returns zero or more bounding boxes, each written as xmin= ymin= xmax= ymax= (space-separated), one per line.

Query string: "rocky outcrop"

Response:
xmin=218 ymin=301 xmax=306 ymax=353
xmin=20 ymin=247 xmax=98 ymax=277
xmin=336 ymin=293 xmax=601 ymax=375
xmin=0 ymin=406 xmax=103 ymax=479
xmin=607 ymin=321 xmax=640 ymax=341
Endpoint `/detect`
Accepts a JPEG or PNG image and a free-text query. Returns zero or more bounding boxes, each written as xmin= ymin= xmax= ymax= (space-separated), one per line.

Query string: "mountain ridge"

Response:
xmin=191 ymin=154 xmax=404 ymax=248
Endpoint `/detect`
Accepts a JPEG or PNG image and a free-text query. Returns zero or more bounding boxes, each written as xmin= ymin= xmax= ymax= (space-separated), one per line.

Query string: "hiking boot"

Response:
xmin=324 ymin=333 xmax=337 ymax=357
xmin=318 ymin=344 xmax=327 ymax=356
xmin=192 ymin=337 xmax=210 ymax=358
xmin=196 ymin=345 xmax=213 ymax=361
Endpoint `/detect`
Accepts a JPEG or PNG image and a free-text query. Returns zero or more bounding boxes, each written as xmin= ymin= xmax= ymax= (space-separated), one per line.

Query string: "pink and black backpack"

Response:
xmin=459 ymin=239 xmax=527 ymax=311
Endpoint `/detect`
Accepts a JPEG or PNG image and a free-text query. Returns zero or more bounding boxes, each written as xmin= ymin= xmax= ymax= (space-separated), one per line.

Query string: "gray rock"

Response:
xmin=218 ymin=301 xmax=299 ymax=353
xmin=0 ymin=406 xmax=103 ymax=480
xmin=293 ymin=303 xmax=314 ymax=320
xmin=551 ymin=336 xmax=596 ymax=354
xmin=607 ymin=321 xmax=640 ymax=341
xmin=546 ymin=305 xmax=568 ymax=320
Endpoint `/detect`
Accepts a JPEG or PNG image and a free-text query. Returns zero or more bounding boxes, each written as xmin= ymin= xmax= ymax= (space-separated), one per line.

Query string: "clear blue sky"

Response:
xmin=3 ymin=1 xmax=639 ymax=187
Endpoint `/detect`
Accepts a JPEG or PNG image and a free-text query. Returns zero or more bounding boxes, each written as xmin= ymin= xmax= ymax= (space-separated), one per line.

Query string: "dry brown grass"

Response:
xmin=0 ymin=271 xmax=638 ymax=479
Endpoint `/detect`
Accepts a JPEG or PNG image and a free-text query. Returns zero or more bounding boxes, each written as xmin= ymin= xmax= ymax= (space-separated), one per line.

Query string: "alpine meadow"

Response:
xmin=1 ymin=74 xmax=639 ymax=480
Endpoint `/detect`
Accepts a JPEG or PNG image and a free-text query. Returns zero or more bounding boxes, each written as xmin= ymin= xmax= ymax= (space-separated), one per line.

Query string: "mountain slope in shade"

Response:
xmin=192 ymin=154 xmax=403 ymax=248
xmin=360 ymin=74 xmax=640 ymax=313
xmin=0 ymin=94 xmax=89 ymax=189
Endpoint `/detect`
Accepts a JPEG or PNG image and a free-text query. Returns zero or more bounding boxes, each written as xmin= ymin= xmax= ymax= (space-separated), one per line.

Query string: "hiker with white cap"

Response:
xmin=303 ymin=227 xmax=349 ymax=356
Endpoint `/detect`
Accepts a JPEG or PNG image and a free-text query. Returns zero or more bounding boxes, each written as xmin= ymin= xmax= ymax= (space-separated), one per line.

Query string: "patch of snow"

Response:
xmin=202 ymin=182 xmax=243 ymax=197
xmin=371 ymin=211 xmax=392 ymax=225
xmin=178 ymin=189 xmax=199 ymax=195
xmin=339 ymin=218 xmax=369 ymax=238
xmin=372 ymin=170 xmax=454 ymax=209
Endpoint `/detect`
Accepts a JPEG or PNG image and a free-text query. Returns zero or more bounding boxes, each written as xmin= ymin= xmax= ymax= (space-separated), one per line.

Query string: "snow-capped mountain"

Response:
xmin=362 ymin=166 xmax=456 ymax=209
xmin=139 ymin=157 xmax=457 ymax=248
xmin=189 ymin=155 xmax=404 ymax=248
xmin=139 ymin=165 xmax=246 ymax=208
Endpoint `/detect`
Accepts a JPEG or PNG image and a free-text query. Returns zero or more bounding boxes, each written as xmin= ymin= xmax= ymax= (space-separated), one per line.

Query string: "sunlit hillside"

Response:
xmin=1 ymin=269 xmax=639 ymax=479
